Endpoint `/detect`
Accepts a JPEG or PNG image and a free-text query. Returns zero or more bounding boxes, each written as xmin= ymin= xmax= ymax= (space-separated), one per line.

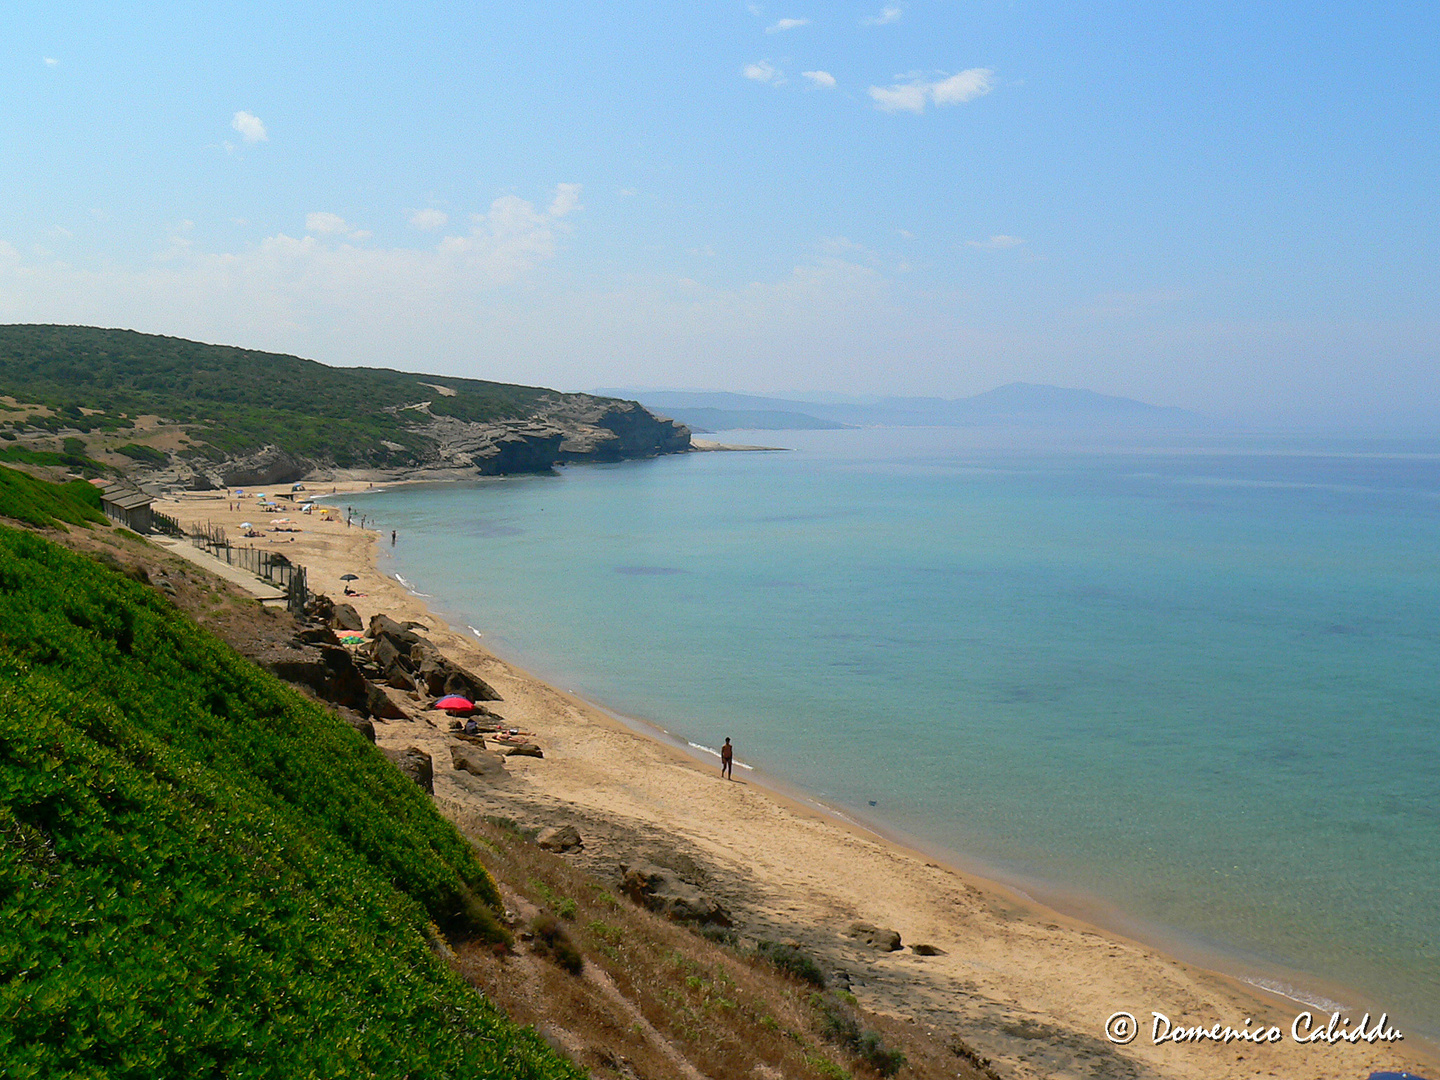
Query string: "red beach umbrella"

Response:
xmin=434 ymin=695 xmax=474 ymax=712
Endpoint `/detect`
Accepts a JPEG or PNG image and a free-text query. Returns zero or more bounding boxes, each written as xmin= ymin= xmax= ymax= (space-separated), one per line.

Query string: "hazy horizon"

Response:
xmin=3 ymin=2 xmax=1435 ymax=432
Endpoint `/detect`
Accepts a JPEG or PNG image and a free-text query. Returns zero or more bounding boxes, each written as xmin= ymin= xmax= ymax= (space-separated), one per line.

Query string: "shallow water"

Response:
xmin=350 ymin=428 xmax=1440 ymax=1037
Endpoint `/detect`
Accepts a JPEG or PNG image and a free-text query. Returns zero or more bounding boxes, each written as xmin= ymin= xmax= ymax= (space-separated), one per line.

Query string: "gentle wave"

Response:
xmin=393 ymin=573 xmax=432 ymax=597
xmin=1240 ymin=977 xmax=1346 ymax=1014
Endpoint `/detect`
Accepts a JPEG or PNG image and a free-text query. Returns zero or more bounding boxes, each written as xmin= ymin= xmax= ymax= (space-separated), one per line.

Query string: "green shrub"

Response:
xmin=755 ymin=940 xmax=826 ymax=988
xmin=810 ymin=991 xmax=906 ymax=1077
xmin=114 ymin=442 xmax=169 ymax=465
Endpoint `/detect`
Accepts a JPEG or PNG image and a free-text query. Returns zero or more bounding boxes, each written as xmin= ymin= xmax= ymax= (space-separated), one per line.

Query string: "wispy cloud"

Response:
xmin=863 ymin=5 xmax=902 ymax=25
xmin=306 ymin=212 xmax=371 ymax=241
xmin=43 ymin=57 xmax=58 ymax=67
xmin=743 ymin=60 xmax=784 ymax=85
xmin=967 ymin=234 xmax=1024 ymax=250
xmin=408 ymin=209 xmax=449 ymax=231
xmin=231 ymin=110 xmax=268 ymax=143
xmin=801 ymin=70 xmax=836 ymax=88
xmin=869 ymin=68 xmax=993 ymax=112
xmin=766 ymin=17 xmax=809 ymax=32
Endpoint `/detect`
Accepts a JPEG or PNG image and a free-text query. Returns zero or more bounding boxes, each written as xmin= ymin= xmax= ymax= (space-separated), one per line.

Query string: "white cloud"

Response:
xmin=231 ymin=110 xmax=268 ymax=143
xmin=869 ymin=68 xmax=993 ymax=113
xmin=868 ymin=83 xmax=928 ymax=113
xmin=967 ymin=235 xmax=1024 ymax=249
xmin=43 ymin=57 xmax=58 ymax=66
xmin=306 ymin=212 xmax=371 ymax=241
xmin=863 ymin=5 xmax=902 ymax=25
xmin=409 ymin=208 xmax=449 ymax=231
xmin=931 ymin=69 xmax=993 ymax=105
xmin=549 ymin=183 xmax=582 ymax=218
xmin=802 ymin=70 xmax=836 ymax=88
xmin=897 ymin=228 xmax=915 ymax=240
xmin=766 ymin=17 xmax=809 ymax=32
xmin=306 ymin=212 xmax=351 ymax=235
xmin=743 ymin=60 xmax=783 ymax=84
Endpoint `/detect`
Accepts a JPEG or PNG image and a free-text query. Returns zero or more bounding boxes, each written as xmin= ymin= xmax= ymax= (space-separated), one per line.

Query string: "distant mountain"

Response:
xmin=601 ymin=383 xmax=1209 ymax=432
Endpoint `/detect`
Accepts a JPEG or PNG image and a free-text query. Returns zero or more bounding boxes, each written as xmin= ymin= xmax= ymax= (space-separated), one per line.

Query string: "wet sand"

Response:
xmin=155 ymin=483 xmax=1438 ymax=1080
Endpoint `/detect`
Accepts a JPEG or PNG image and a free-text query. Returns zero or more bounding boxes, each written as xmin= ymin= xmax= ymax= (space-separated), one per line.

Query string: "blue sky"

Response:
xmin=2 ymin=1 xmax=1436 ymax=428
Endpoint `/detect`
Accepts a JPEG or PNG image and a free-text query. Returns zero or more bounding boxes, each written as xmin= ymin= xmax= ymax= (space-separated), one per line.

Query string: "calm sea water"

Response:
xmin=349 ymin=428 xmax=1440 ymax=1037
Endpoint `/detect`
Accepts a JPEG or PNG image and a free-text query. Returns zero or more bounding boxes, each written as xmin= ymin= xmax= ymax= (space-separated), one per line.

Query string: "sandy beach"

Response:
xmin=156 ymin=482 xmax=1438 ymax=1080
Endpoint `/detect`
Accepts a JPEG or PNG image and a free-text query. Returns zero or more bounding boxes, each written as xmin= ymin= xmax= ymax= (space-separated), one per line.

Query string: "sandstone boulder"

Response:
xmin=332 ymin=602 xmax=363 ymax=631
xmin=449 ymin=742 xmax=507 ymax=780
xmin=911 ymin=943 xmax=946 ymax=956
xmin=536 ymin=824 xmax=583 ymax=853
xmin=503 ymin=742 xmax=543 ymax=758
xmin=620 ymin=862 xmax=732 ymax=927
xmin=365 ymin=681 xmax=409 ymax=720
xmin=846 ymin=922 xmax=902 ymax=952
xmin=367 ymin=613 xmax=419 ymax=648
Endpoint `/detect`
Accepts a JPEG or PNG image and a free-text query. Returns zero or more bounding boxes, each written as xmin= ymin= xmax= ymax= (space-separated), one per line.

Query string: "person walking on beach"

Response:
xmin=720 ymin=737 xmax=733 ymax=780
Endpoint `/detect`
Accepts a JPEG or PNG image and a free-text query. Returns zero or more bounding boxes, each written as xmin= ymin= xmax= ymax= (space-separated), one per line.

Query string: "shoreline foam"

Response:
xmin=154 ymin=481 xmax=1439 ymax=1080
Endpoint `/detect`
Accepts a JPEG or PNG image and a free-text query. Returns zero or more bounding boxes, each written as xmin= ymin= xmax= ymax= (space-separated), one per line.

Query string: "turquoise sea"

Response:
xmin=348 ymin=427 xmax=1440 ymax=1039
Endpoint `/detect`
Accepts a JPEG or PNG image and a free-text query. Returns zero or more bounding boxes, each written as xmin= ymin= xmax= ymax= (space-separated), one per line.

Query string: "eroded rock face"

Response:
xmin=260 ymin=643 xmax=369 ymax=714
xmin=383 ymin=745 xmax=434 ymax=795
xmin=846 ymin=922 xmax=903 ymax=952
xmin=221 ymin=446 xmax=310 ymax=487
xmin=620 ymin=861 xmax=732 ymax=927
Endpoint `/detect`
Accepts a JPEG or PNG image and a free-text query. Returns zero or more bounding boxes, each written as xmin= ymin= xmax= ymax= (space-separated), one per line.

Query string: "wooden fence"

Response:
xmin=187 ymin=523 xmax=310 ymax=615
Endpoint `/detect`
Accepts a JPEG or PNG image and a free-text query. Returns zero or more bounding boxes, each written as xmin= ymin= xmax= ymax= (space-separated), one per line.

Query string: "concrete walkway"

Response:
xmin=150 ymin=535 xmax=289 ymax=604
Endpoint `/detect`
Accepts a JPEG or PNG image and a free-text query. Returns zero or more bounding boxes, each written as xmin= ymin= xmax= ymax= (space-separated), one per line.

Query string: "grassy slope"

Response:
xmin=0 ymin=474 xmax=581 ymax=1078
xmin=0 ymin=325 xmax=602 ymax=468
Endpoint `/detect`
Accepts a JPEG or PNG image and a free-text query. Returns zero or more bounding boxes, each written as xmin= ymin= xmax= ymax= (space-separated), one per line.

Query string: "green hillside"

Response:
xmin=0 ymin=474 xmax=581 ymax=1078
xmin=0 ymin=324 xmax=606 ymax=469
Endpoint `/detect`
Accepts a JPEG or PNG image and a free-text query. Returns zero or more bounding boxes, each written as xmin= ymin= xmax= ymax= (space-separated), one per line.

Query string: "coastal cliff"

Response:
xmin=0 ymin=324 xmax=690 ymax=486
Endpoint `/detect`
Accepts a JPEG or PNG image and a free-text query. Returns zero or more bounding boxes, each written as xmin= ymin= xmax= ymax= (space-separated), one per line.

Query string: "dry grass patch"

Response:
xmin=449 ymin=813 xmax=995 ymax=1080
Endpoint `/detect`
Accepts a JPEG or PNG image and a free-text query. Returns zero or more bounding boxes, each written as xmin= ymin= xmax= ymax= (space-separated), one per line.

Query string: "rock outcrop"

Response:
xmin=362 ymin=613 xmax=501 ymax=703
xmin=258 ymin=643 xmax=370 ymax=714
xmin=619 ymin=861 xmax=732 ymax=926
xmin=449 ymin=742 xmax=508 ymax=781
xmin=536 ymin=825 xmax=582 ymax=853
xmin=221 ymin=445 xmax=310 ymax=487
xmin=845 ymin=922 xmax=903 ymax=952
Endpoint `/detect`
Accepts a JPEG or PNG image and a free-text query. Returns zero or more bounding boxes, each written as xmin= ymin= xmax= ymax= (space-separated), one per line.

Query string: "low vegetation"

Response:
xmin=0 ymin=465 xmax=106 ymax=529
xmin=0 ymin=478 xmax=582 ymax=1077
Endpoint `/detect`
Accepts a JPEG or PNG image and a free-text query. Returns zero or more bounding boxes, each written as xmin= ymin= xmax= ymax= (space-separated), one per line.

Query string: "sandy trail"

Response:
xmin=155 ymin=484 xmax=1437 ymax=1080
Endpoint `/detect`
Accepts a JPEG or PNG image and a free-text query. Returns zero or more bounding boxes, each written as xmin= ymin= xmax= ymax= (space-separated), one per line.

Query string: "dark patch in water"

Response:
xmin=614 ymin=565 xmax=687 ymax=576
xmin=464 ymin=522 xmax=524 ymax=538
